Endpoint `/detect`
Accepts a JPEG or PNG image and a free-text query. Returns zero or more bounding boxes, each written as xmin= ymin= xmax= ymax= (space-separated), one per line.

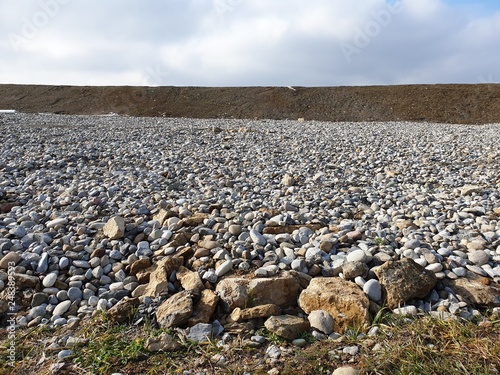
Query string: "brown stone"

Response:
xmin=229 ymin=304 xmax=281 ymax=322
xmin=0 ymin=202 xmax=21 ymax=213
xmin=136 ymin=256 xmax=182 ymax=285
xmin=103 ymin=216 xmax=125 ymax=240
xmin=90 ymin=248 xmax=106 ymax=259
xmin=145 ymin=333 xmax=181 ymax=352
xmin=188 ymin=289 xmax=219 ymax=326
xmin=163 ymin=233 xmax=189 ymax=249
xmin=263 ymin=224 xmax=324 ymax=235
xmin=156 ymin=291 xmax=193 ymax=328
xmin=374 ymin=258 xmax=437 ymax=310
xmin=176 ymin=266 xmax=205 ymax=296
xmin=142 ymin=258 xmax=181 ymax=297
xmin=342 ymin=261 xmax=369 ymax=279
xmin=153 ymin=209 xmax=178 ymax=226
xmin=107 ymin=297 xmax=140 ymax=323
xmin=264 ymin=315 xmax=310 ymax=340
xmin=181 ymin=213 xmax=210 ymax=227
xmin=0 ymin=252 xmax=21 ymax=269
xmin=215 ymin=271 xmax=311 ymax=313
xmin=298 ymin=277 xmax=370 ymax=334
xmin=13 ymin=273 xmax=40 ymax=290
xmin=130 ymin=258 xmax=152 ymax=277
xmin=443 ymin=272 xmax=500 ymax=307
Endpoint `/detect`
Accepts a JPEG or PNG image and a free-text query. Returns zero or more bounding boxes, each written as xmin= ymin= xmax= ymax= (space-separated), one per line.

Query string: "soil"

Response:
xmin=1 ymin=84 xmax=500 ymax=124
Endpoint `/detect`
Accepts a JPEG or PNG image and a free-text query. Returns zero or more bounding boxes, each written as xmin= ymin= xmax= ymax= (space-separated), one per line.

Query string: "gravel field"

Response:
xmin=1 ymin=113 xmax=500 ymax=373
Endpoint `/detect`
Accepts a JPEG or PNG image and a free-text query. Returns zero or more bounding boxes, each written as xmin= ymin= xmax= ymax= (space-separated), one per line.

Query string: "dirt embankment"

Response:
xmin=1 ymin=84 xmax=499 ymax=124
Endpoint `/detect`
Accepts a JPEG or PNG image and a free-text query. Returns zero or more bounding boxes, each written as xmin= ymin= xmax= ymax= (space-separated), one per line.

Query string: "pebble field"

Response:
xmin=1 ymin=113 xmax=500 ymax=340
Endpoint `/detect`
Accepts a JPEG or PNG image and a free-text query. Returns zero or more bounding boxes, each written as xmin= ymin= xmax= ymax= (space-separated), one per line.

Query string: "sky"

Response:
xmin=0 ymin=0 xmax=499 ymax=87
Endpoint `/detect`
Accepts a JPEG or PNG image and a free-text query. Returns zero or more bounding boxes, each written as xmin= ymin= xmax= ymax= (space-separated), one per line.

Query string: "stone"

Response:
xmin=188 ymin=323 xmax=214 ymax=343
xmin=249 ymin=229 xmax=267 ymax=246
xmin=374 ymin=258 xmax=437 ymax=310
xmin=103 ymin=216 xmax=125 ymax=240
xmin=145 ymin=332 xmax=181 ymax=352
xmin=467 ymin=250 xmax=490 ymax=266
xmin=342 ymin=261 xmax=369 ymax=279
xmin=332 ymin=366 xmax=360 ymax=375
xmin=0 ymin=252 xmax=21 ymax=269
xmin=130 ymin=258 xmax=152 ymax=276
xmin=156 ymin=290 xmax=193 ymax=328
xmin=42 ymin=272 xmax=58 ymax=287
xmin=229 ymin=304 xmax=281 ymax=322
xmin=215 ymin=271 xmax=311 ymax=313
xmin=107 ymin=297 xmax=140 ymax=323
xmin=142 ymin=257 xmax=182 ymax=297
xmin=53 ymin=300 xmax=71 ymax=317
xmin=263 ymin=223 xmax=323 ymax=235
xmin=308 ymin=309 xmax=334 ymax=334
xmin=282 ymin=174 xmax=295 ymax=186
xmin=363 ymin=279 xmax=382 ymax=302
xmin=215 ymin=259 xmax=233 ymax=277
xmin=188 ymin=289 xmax=219 ymax=326
xmin=264 ymin=315 xmax=310 ymax=340
xmin=13 ymin=273 xmax=40 ymax=290
xmin=346 ymin=249 xmax=366 ymax=263
xmin=176 ymin=266 xmax=205 ymax=296
xmin=443 ymin=272 xmax=500 ymax=307
xmin=460 ymin=185 xmax=482 ymax=196
xmin=298 ymin=277 xmax=370 ymax=334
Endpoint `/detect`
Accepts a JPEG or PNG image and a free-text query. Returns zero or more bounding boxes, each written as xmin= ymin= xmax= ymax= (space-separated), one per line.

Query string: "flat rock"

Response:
xmin=145 ymin=332 xmax=181 ymax=352
xmin=264 ymin=315 xmax=310 ymax=340
xmin=229 ymin=304 xmax=281 ymax=322
xmin=176 ymin=266 xmax=205 ymax=296
xmin=215 ymin=271 xmax=311 ymax=313
xmin=298 ymin=277 xmax=370 ymax=333
xmin=374 ymin=258 xmax=437 ymax=310
xmin=443 ymin=272 xmax=500 ymax=307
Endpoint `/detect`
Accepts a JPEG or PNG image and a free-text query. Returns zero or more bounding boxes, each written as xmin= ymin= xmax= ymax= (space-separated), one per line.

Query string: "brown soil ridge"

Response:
xmin=1 ymin=83 xmax=499 ymax=124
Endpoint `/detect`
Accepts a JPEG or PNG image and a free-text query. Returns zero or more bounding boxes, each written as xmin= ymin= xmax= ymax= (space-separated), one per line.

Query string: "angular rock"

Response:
xmin=181 ymin=213 xmax=209 ymax=227
xmin=264 ymin=315 xmax=310 ymax=340
xmin=298 ymin=277 xmax=370 ymax=333
xmin=107 ymin=297 xmax=140 ymax=323
xmin=141 ymin=256 xmax=183 ymax=294
xmin=145 ymin=332 xmax=181 ymax=352
xmin=187 ymin=323 xmax=213 ymax=343
xmin=443 ymin=272 xmax=500 ymax=307
xmin=263 ymin=224 xmax=323 ymax=235
xmin=176 ymin=266 xmax=205 ymax=296
xmin=374 ymin=258 xmax=437 ymax=310
xmin=156 ymin=291 xmax=193 ymax=328
xmin=308 ymin=309 xmax=334 ymax=335
xmin=215 ymin=271 xmax=311 ymax=313
xmin=103 ymin=216 xmax=125 ymax=240
xmin=188 ymin=289 xmax=219 ymax=326
xmin=229 ymin=304 xmax=281 ymax=322
xmin=13 ymin=273 xmax=40 ymax=290
xmin=342 ymin=261 xmax=369 ymax=279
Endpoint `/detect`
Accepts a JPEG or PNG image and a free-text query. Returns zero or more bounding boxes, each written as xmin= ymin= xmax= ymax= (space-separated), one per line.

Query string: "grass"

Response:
xmin=1 ymin=310 xmax=499 ymax=374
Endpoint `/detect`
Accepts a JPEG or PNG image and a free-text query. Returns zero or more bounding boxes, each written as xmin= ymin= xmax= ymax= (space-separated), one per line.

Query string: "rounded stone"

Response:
xmin=363 ymin=279 xmax=382 ymax=302
xmin=468 ymin=250 xmax=489 ymax=266
xmin=67 ymin=287 xmax=83 ymax=302
xmin=52 ymin=300 xmax=71 ymax=317
xmin=347 ymin=249 xmax=367 ymax=263
xmin=42 ymin=272 xmax=58 ymax=288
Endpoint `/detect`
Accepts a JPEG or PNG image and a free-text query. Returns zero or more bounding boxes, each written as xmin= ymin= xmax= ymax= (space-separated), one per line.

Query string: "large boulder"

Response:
xmin=374 ymin=258 xmax=437 ymax=309
xmin=188 ymin=289 xmax=219 ymax=326
xmin=215 ymin=271 xmax=311 ymax=313
xmin=298 ymin=277 xmax=370 ymax=334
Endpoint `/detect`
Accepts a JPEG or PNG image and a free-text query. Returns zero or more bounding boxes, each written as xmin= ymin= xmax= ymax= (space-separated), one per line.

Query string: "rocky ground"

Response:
xmin=1 ymin=84 xmax=500 ymax=124
xmin=0 ymin=112 xmax=499 ymax=374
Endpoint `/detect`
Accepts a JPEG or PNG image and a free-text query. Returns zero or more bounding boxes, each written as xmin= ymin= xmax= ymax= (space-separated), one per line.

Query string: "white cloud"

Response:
xmin=0 ymin=0 xmax=499 ymax=86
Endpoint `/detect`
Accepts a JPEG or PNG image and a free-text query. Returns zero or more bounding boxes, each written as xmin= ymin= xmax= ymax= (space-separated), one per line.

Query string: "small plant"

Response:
xmin=255 ymin=327 xmax=286 ymax=345
xmin=374 ymin=237 xmax=385 ymax=246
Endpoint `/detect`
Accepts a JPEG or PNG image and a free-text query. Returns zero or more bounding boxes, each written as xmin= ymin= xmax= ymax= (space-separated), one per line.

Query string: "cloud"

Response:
xmin=0 ymin=0 xmax=499 ymax=86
